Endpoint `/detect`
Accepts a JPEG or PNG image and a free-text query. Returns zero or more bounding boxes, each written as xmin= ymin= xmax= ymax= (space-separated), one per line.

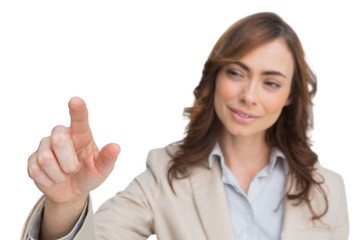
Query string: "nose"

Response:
xmin=240 ymin=81 xmax=258 ymax=106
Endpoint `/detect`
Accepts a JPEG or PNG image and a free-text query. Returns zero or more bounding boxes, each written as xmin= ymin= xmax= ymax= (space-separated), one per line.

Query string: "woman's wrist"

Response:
xmin=40 ymin=193 xmax=89 ymax=240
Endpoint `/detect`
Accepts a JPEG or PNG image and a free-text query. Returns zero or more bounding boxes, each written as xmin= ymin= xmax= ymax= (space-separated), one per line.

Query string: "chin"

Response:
xmin=229 ymin=130 xmax=256 ymax=138
xmin=227 ymin=127 xmax=266 ymax=139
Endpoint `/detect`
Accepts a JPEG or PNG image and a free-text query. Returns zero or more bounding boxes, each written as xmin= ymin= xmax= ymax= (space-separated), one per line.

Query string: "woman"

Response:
xmin=22 ymin=12 xmax=348 ymax=240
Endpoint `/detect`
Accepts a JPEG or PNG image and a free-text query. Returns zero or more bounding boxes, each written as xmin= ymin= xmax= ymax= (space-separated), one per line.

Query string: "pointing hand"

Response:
xmin=28 ymin=97 xmax=120 ymax=204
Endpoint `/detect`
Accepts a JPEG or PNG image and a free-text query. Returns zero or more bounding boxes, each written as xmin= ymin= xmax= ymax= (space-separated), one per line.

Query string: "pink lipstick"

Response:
xmin=229 ymin=107 xmax=258 ymax=123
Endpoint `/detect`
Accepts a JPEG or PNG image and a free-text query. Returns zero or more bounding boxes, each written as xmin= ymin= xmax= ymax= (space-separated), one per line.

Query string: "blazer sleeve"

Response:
xmin=332 ymin=175 xmax=349 ymax=240
xmin=20 ymin=196 xmax=95 ymax=240
xmin=22 ymin=149 xmax=162 ymax=240
xmin=91 ymin=163 xmax=160 ymax=240
xmin=314 ymin=166 xmax=350 ymax=240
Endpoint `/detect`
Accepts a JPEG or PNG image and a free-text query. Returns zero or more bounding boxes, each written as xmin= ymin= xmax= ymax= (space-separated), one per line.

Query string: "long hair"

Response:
xmin=167 ymin=12 xmax=328 ymax=220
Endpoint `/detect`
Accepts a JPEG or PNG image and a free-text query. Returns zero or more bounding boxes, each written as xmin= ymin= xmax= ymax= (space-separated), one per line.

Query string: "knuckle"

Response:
xmin=28 ymin=160 xmax=55 ymax=188
xmin=51 ymin=131 xmax=69 ymax=148
xmin=27 ymin=163 xmax=40 ymax=179
xmin=51 ymin=125 xmax=66 ymax=134
xmin=37 ymin=151 xmax=54 ymax=167
xmin=28 ymin=152 xmax=36 ymax=163
xmin=39 ymin=137 xmax=50 ymax=146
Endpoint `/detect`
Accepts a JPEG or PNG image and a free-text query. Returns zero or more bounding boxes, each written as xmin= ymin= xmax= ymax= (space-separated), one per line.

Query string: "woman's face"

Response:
xmin=214 ymin=38 xmax=294 ymax=140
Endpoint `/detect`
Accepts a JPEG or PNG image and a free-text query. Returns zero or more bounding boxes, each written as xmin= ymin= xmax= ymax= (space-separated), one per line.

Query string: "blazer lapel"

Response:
xmin=189 ymin=159 xmax=235 ymax=240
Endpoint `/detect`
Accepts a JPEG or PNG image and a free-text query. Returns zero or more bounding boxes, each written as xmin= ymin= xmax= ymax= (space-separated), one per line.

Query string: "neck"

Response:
xmin=218 ymin=131 xmax=271 ymax=171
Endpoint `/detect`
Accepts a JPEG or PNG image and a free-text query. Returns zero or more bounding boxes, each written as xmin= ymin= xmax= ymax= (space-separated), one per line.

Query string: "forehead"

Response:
xmin=236 ymin=38 xmax=294 ymax=76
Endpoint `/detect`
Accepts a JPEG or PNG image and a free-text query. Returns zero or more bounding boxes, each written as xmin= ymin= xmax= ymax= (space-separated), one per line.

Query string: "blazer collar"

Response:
xmin=189 ymin=159 xmax=236 ymax=240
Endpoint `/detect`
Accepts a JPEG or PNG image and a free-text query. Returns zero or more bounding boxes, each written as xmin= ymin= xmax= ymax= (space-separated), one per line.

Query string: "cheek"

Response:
xmin=261 ymin=92 xmax=290 ymax=116
xmin=214 ymin=85 xmax=224 ymax=116
xmin=215 ymin=78 xmax=238 ymax=103
xmin=260 ymin=98 xmax=286 ymax=128
xmin=214 ymin=79 xmax=231 ymax=120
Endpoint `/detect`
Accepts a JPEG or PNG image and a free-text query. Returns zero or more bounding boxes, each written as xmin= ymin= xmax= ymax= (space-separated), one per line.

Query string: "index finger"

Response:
xmin=68 ymin=96 xmax=90 ymax=134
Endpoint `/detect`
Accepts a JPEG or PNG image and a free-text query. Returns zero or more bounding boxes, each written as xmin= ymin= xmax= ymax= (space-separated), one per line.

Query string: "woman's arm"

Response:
xmin=26 ymin=97 xmax=120 ymax=239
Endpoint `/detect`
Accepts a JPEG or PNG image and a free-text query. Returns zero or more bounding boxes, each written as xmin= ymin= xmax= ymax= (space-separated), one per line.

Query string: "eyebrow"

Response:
xmin=234 ymin=61 xmax=250 ymax=72
xmin=233 ymin=61 xmax=287 ymax=79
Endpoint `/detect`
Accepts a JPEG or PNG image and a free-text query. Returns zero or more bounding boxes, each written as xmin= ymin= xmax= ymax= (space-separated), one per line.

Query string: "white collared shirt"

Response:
xmin=209 ymin=144 xmax=288 ymax=240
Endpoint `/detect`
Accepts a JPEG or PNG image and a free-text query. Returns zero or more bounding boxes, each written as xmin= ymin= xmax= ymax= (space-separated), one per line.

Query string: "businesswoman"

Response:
xmin=22 ymin=12 xmax=349 ymax=240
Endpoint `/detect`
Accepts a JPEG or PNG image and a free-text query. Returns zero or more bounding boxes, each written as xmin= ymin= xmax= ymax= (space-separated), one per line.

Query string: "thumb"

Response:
xmin=95 ymin=143 xmax=121 ymax=177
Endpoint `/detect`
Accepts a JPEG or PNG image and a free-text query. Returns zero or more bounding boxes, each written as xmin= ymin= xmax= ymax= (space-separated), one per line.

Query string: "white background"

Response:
xmin=1 ymin=0 xmax=359 ymax=239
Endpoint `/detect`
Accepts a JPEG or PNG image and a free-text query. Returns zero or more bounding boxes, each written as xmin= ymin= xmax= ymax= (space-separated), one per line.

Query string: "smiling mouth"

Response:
xmin=230 ymin=108 xmax=257 ymax=118
xmin=235 ymin=112 xmax=253 ymax=118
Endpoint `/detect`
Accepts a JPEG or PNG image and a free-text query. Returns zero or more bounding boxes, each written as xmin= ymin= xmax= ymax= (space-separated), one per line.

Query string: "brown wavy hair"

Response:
xmin=167 ymin=12 xmax=328 ymax=220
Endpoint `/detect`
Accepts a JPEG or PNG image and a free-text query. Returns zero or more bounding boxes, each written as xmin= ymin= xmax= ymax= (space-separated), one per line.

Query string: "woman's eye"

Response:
xmin=264 ymin=81 xmax=280 ymax=88
xmin=226 ymin=69 xmax=245 ymax=78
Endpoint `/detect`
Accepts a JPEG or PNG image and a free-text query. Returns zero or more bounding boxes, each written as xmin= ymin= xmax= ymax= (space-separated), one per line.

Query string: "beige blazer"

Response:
xmin=22 ymin=146 xmax=349 ymax=240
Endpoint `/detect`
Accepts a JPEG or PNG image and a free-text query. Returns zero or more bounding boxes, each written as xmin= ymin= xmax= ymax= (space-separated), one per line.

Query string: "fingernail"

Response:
xmin=72 ymin=162 xmax=81 ymax=173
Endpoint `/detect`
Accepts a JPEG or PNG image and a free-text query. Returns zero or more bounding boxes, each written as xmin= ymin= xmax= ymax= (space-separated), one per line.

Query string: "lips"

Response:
xmin=230 ymin=108 xmax=258 ymax=118
xmin=235 ymin=112 xmax=252 ymax=118
xmin=228 ymin=107 xmax=259 ymax=124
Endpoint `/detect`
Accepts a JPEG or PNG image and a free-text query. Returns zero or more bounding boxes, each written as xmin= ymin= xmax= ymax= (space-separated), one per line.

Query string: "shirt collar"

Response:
xmin=208 ymin=143 xmax=288 ymax=175
xmin=208 ymin=143 xmax=224 ymax=168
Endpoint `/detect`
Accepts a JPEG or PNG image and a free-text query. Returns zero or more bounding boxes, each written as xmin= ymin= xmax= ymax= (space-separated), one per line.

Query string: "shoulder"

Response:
xmin=313 ymin=163 xmax=347 ymax=214
xmin=145 ymin=144 xmax=180 ymax=171
xmin=313 ymin=163 xmax=349 ymax=234
xmin=136 ymin=144 xmax=181 ymax=186
xmin=314 ymin=162 xmax=345 ymax=191
xmin=312 ymin=163 xmax=348 ymax=223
